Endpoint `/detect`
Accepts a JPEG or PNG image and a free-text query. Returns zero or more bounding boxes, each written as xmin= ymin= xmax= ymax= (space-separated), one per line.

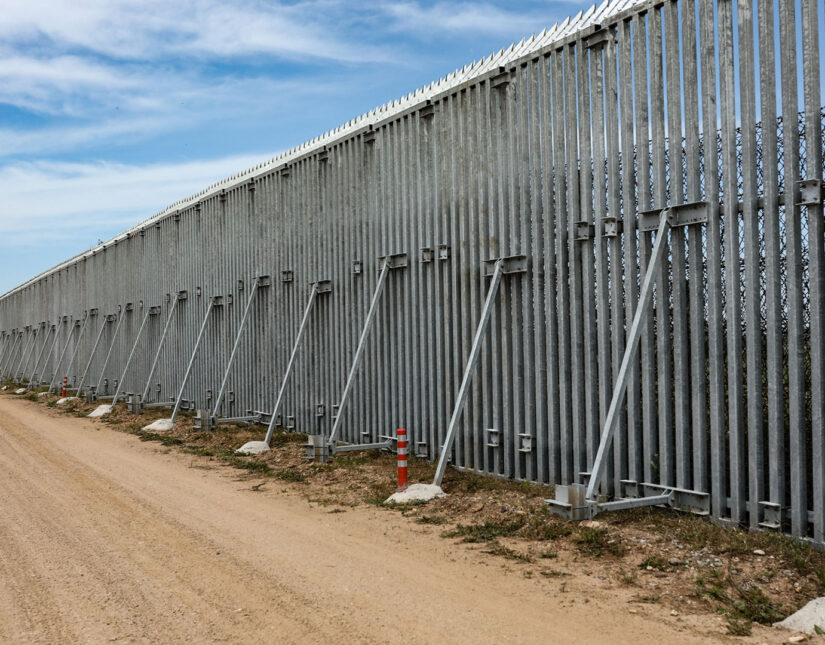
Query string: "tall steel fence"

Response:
xmin=1 ymin=0 xmax=824 ymax=546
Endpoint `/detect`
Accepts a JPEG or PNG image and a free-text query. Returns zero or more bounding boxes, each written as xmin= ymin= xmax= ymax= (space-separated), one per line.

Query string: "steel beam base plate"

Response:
xmin=546 ymin=482 xmax=710 ymax=522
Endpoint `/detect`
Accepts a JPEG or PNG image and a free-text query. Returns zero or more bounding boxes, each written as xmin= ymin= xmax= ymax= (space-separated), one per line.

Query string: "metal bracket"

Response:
xmin=419 ymin=102 xmax=436 ymax=119
xmin=603 ymin=217 xmax=623 ymax=237
xmin=575 ymin=221 xmax=595 ymax=240
xmin=212 ymin=296 xmax=224 ymax=307
xmin=177 ymin=290 xmax=188 ymax=301
xmin=148 ymin=306 xmax=161 ymax=316
xmin=377 ymin=252 xmax=408 ymax=270
xmin=352 ymin=260 xmax=363 ymax=274
xmin=584 ymin=26 xmax=611 ymax=49
xmin=316 ymin=403 xmax=325 ymax=417
xmin=758 ymin=501 xmax=783 ymax=530
xmin=483 ymin=255 xmax=527 ymax=276
xmin=491 ymin=67 xmax=511 ymax=89
xmin=282 ymin=270 xmax=293 ymax=283
xmin=518 ymin=433 xmax=533 ymax=453
xmin=486 ymin=428 xmax=501 ymax=448
xmin=547 ymin=483 xmax=700 ymax=521
xmin=313 ymin=279 xmax=332 ymax=293
xmin=438 ymin=244 xmax=450 ymax=261
xmin=667 ymin=201 xmax=709 ymax=227
xmin=257 ymin=275 xmax=271 ymax=288
xmin=798 ymin=179 xmax=825 ymax=206
xmin=640 ymin=201 xmax=709 ymax=232
xmin=420 ymin=247 xmax=433 ymax=263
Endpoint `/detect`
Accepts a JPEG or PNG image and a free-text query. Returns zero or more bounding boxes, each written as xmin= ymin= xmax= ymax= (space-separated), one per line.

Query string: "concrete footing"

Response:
xmin=88 ymin=404 xmax=113 ymax=418
xmin=143 ymin=418 xmax=174 ymax=432
xmin=385 ymin=483 xmax=445 ymax=504
xmin=235 ymin=441 xmax=270 ymax=455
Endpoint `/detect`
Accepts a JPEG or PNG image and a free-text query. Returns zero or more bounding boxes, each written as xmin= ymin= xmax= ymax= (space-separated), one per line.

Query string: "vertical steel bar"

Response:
xmin=758 ymin=0 xmax=784 ymax=522
xmin=700 ymin=0 xmax=727 ymax=521
xmin=801 ymin=0 xmax=824 ymax=545
xmin=719 ymin=0 xmax=746 ymax=525
xmin=779 ymin=0 xmax=807 ymax=537
xmin=738 ymin=0 xmax=764 ymax=529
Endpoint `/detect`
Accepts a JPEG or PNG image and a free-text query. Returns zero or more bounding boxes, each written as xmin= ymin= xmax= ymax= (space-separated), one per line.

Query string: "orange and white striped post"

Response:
xmin=62 ymin=376 xmax=67 ymax=398
xmin=396 ymin=428 xmax=408 ymax=492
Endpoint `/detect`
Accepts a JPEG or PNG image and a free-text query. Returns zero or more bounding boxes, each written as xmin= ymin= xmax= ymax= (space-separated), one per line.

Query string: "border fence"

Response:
xmin=1 ymin=0 xmax=824 ymax=547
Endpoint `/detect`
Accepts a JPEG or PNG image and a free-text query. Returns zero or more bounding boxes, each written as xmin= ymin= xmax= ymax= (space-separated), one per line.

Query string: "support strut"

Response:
xmin=433 ymin=255 xmax=527 ymax=486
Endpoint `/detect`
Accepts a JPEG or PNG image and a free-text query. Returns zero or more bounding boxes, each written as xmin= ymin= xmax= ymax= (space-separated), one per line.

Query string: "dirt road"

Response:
xmin=0 ymin=396 xmax=761 ymax=644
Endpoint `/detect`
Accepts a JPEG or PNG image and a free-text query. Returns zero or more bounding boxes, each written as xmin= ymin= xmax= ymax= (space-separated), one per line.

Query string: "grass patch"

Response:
xmin=520 ymin=505 xmax=574 ymax=541
xmin=416 ymin=514 xmax=448 ymax=525
xmin=725 ymin=618 xmax=752 ymax=636
xmin=574 ymin=527 xmax=626 ymax=557
xmin=225 ymin=455 xmax=272 ymax=474
xmin=138 ymin=432 xmax=184 ymax=446
xmin=441 ymin=518 xmax=526 ymax=543
xmin=482 ymin=540 xmax=533 ymax=562
xmin=275 ymin=468 xmax=306 ymax=483
xmin=695 ymin=569 xmax=784 ymax=625
xmin=268 ymin=429 xmax=307 ymax=447
xmin=639 ymin=556 xmax=670 ymax=571
xmin=617 ymin=567 xmax=638 ymax=586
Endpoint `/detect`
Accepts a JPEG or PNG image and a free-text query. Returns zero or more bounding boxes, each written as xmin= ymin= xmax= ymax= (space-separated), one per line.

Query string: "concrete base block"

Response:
xmin=775 ymin=597 xmax=825 ymax=634
xmin=56 ymin=397 xmax=78 ymax=405
xmin=143 ymin=418 xmax=174 ymax=432
xmin=385 ymin=483 xmax=445 ymax=505
xmin=37 ymin=392 xmax=50 ymax=398
xmin=15 ymin=388 xmax=27 ymax=395
xmin=235 ymin=441 xmax=270 ymax=455
xmin=88 ymin=404 xmax=113 ymax=418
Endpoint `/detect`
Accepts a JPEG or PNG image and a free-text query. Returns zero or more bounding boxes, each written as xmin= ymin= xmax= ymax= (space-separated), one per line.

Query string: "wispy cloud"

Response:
xmin=0 ymin=0 xmax=391 ymax=64
xmin=382 ymin=2 xmax=561 ymax=37
xmin=0 ymin=154 xmax=274 ymax=245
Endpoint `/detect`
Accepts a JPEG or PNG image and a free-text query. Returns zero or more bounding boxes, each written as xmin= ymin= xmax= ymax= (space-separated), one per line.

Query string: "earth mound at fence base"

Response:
xmin=385 ymin=483 xmax=445 ymax=504
xmin=235 ymin=441 xmax=270 ymax=455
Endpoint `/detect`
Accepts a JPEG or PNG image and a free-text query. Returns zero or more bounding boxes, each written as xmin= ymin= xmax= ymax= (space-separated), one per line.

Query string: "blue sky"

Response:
xmin=0 ymin=0 xmax=594 ymax=294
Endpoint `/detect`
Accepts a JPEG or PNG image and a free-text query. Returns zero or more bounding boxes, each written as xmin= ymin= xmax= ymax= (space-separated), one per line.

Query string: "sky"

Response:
xmin=0 ymin=0 xmax=595 ymax=294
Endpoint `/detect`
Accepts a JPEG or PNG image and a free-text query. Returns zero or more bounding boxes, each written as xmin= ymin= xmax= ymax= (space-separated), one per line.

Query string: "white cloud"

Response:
xmin=0 ymin=154 xmax=274 ymax=245
xmin=0 ymin=0 xmax=390 ymax=64
xmin=382 ymin=2 xmax=555 ymax=37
